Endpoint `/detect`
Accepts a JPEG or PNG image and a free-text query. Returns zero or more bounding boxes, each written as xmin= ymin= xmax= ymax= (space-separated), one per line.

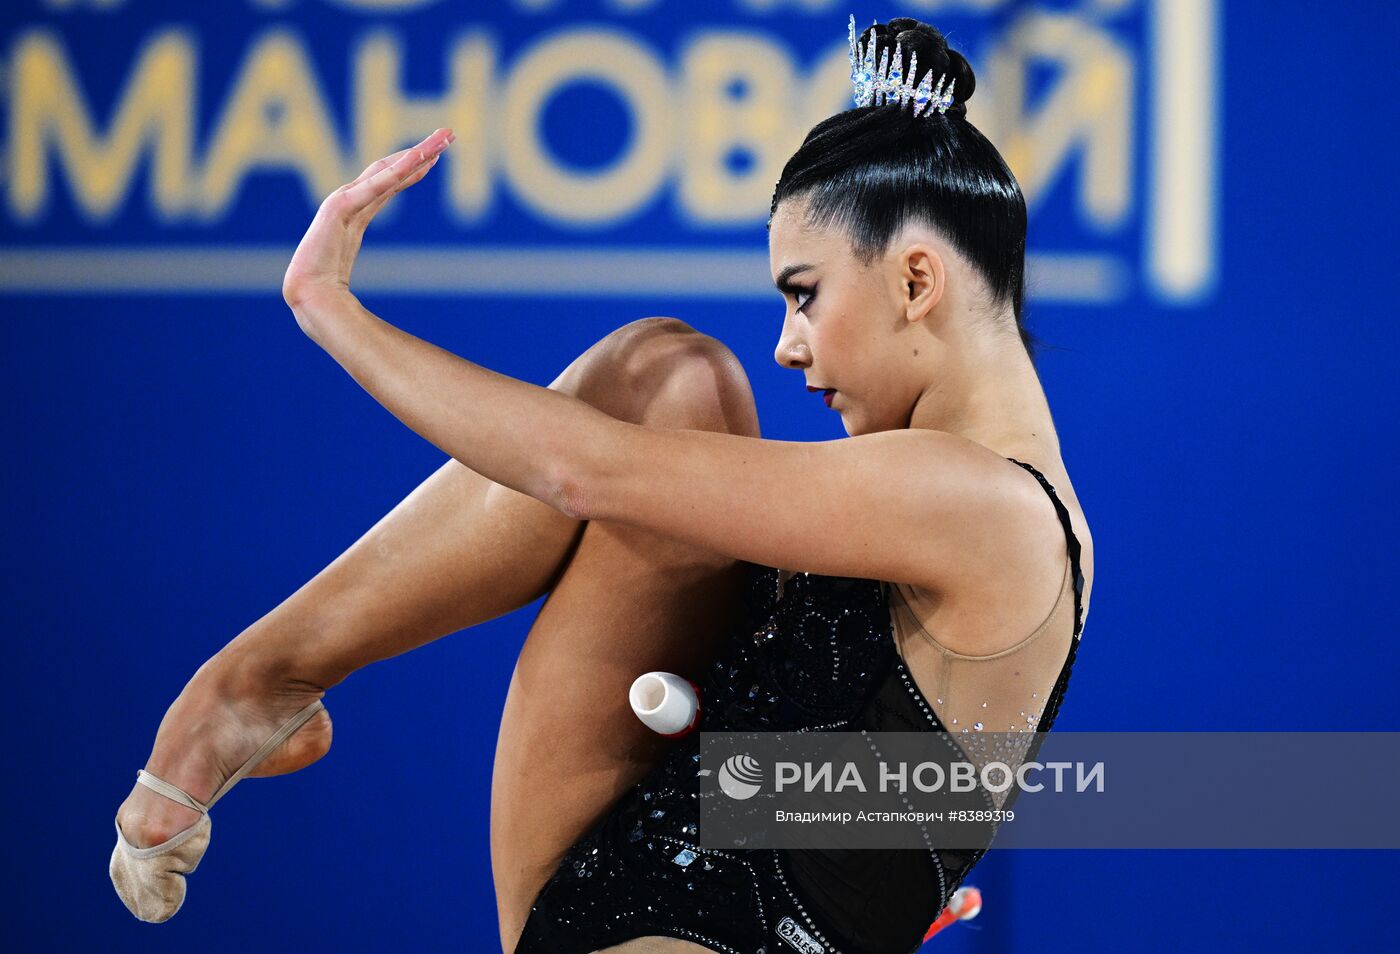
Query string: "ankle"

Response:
xmin=141 ymin=665 xmax=243 ymax=791
xmin=217 ymin=620 xmax=348 ymax=697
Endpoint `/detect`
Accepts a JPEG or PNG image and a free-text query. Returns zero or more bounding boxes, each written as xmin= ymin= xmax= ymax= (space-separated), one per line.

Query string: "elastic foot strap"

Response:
xmin=134 ymin=698 xmax=326 ymax=814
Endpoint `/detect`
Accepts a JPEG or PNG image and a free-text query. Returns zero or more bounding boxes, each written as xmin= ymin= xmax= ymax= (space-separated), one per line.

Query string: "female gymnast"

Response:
xmin=110 ymin=16 xmax=1094 ymax=953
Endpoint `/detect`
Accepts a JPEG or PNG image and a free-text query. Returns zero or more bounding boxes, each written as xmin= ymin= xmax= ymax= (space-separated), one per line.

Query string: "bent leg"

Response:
xmin=114 ymin=318 xmax=751 ymax=859
xmin=220 ymin=320 xmax=719 ymax=689
xmin=493 ymin=323 xmax=761 ymax=952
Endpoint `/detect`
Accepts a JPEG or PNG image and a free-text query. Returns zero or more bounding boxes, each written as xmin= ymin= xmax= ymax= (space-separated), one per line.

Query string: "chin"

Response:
xmin=845 ymin=411 xmax=902 ymax=437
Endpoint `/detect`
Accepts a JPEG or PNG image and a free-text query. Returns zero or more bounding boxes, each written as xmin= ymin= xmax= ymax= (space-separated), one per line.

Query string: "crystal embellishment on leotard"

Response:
xmin=518 ymin=528 xmax=1083 ymax=952
xmin=753 ymin=617 xmax=779 ymax=644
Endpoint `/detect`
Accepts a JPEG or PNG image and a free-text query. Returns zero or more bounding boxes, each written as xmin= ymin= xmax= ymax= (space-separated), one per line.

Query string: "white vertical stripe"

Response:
xmin=1149 ymin=0 xmax=1220 ymax=301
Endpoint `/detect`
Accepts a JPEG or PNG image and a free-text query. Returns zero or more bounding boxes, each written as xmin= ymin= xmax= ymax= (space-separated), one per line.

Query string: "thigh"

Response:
xmin=493 ymin=319 xmax=761 ymax=950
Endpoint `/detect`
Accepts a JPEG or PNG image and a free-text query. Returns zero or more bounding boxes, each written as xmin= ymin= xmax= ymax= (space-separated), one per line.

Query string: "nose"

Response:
xmin=773 ymin=315 xmax=811 ymax=370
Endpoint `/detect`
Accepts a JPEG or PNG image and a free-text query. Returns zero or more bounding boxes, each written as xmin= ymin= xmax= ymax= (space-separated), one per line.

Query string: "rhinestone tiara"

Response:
xmin=847 ymin=14 xmax=956 ymax=117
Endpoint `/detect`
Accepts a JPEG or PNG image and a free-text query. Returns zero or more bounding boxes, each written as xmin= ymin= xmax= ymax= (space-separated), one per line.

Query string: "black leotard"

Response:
xmin=516 ymin=458 xmax=1086 ymax=954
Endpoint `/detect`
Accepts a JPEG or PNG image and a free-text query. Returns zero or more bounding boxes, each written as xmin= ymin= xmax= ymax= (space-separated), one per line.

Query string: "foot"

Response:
xmin=115 ymin=652 xmax=334 ymax=849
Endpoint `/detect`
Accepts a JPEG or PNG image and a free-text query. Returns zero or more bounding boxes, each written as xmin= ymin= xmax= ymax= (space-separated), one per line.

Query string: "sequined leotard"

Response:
xmin=516 ymin=458 xmax=1087 ymax=954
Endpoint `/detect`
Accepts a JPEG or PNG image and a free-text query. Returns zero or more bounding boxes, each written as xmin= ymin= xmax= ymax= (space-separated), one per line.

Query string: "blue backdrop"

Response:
xmin=3 ymin=0 xmax=1397 ymax=950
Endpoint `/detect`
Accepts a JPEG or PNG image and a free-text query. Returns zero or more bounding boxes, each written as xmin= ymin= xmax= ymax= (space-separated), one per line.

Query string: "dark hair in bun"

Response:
xmin=770 ymin=17 xmax=1036 ymax=359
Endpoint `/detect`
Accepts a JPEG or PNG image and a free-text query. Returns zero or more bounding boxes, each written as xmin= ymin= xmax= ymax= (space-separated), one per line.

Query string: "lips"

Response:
xmin=807 ymin=385 xmax=836 ymax=407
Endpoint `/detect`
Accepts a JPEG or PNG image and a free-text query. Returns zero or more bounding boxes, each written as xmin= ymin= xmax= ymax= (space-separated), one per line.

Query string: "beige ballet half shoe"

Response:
xmin=110 ymin=698 xmax=326 ymax=922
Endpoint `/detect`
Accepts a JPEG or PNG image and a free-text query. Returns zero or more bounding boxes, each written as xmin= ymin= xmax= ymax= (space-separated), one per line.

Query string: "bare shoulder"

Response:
xmin=885 ymin=431 xmax=1066 ymax=592
xmin=901 ymin=448 xmax=1094 ymax=656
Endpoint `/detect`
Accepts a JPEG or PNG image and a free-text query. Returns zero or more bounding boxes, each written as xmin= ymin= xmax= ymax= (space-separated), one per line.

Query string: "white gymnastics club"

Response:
xmin=629 ymin=671 xmax=701 ymax=737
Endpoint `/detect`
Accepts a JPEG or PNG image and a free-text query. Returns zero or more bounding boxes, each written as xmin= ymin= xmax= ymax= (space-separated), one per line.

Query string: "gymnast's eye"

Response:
xmin=794 ymin=286 xmax=815 ymax=315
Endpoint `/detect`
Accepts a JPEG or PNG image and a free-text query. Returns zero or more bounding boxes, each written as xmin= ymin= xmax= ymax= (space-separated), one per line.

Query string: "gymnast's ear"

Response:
xmin=900 ymin=243 xmax=946 ymax=324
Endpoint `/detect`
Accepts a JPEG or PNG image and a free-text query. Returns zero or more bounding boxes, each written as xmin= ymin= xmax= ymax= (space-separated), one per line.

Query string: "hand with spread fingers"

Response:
xmin=282 ymin=127 xmax=455 ymax=323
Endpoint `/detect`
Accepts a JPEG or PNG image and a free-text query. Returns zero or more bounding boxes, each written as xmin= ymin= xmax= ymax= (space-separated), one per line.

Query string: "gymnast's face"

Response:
xmin=768 ymin=196 xmax=948 ymax=436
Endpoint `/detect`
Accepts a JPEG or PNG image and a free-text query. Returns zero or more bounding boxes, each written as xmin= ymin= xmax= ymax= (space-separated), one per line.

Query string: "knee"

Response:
xmin=626 ymin=320 xmax=759 ymax=438
xmin=568 ymin=317 xmax=760 ymax=438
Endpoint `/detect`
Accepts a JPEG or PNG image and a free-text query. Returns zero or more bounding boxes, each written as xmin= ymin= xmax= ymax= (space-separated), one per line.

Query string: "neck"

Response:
xmin=908 ymin=319 xmax=1058 ymax=459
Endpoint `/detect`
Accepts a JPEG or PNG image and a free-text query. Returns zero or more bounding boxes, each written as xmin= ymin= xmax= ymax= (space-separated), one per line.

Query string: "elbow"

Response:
xmin=542 ymin=415 xmax=632 ymax=522
xmin=544 ymin=462 xmax=599 ymax=522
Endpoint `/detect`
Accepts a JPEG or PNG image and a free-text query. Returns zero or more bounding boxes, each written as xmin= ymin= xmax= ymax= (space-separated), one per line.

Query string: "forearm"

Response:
xmin=292 ymin=291 xmax=620 ymax=515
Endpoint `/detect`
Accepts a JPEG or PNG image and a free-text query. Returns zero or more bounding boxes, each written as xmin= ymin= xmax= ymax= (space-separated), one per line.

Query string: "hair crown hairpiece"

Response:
xmin=847 ymin=14 xmax=956 ymax=117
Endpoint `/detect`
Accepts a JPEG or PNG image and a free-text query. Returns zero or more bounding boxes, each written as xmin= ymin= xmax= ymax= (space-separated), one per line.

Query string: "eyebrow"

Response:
xmin=773 ymin=263 xmax=817 ymax=293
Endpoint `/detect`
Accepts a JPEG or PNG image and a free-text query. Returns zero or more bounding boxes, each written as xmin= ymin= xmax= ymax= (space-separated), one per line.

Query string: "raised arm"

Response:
xmin=283 ymin=129 xmax=1046 ymax=592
